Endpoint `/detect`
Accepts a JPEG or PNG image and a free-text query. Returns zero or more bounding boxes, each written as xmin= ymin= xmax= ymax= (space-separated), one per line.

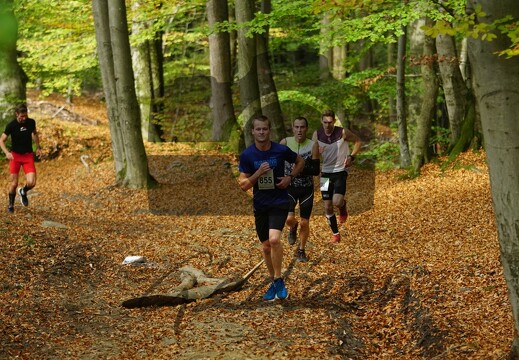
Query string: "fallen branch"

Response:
xmin=122 ymin=259 xmax=264 ymax=309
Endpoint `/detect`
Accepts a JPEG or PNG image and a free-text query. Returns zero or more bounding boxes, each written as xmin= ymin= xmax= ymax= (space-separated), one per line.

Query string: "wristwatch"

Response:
xmin=348 ymin=154 xmax=355 ymax=161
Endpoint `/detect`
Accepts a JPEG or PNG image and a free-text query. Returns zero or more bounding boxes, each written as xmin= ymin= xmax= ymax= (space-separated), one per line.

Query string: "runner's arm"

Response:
xmin=32 ymin=131 xmax=42 ymax=157
xmin=343 ymin=128 xmax=362 ymax=167
xmin=238 ymin=162 xmax=271 ymax=191
xmin=0 ymin=133 xmax=11 ymax=159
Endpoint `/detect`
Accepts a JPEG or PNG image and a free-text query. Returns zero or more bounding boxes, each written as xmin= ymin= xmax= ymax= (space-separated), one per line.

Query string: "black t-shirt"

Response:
xmin=4 ymin=118 xmax=37 ymax=154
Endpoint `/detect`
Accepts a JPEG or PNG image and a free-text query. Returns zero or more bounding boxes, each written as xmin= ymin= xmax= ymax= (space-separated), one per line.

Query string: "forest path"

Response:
xmin=0 ymin=96 xmax=512 ymax=359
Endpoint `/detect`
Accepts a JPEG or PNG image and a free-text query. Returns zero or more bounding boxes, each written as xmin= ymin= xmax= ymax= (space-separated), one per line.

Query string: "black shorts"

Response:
xmin=320 ymin=171 xmax=348 ymax=200
xmin=254 ymin=204 xmax=289 ymax=242
xmin=288 ymin=186 xmax=314 ymax=219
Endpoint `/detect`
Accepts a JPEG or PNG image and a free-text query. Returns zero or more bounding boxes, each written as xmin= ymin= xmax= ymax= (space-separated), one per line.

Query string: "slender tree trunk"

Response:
xmin=358 ymin=43 xmax=375 ymax=123
xmin=319 ymin=13 xmax=332 ymax=81
xmin=207 ymin=0 xmax=237 ymax=141
xmin=257 ymin=0 xmax=285 ymax=142
xmin=387 ymin=41 xmax=397 ymax=124
xmin=235 ymin=0 xmax=262 ymax=147
xmin=467 ymin=2 xmax=519 ymax=357
xmin=413 ymin=18 xmax=438 ymax=171
xmin=92 ymin=0 xmax=126 ymax=179
xmin=396 ymin=25 xmax=411 ymax=167
xmin=92 ymin=0 xmax=152 ymax=188
xmin=0 ymin=0 xmax=26 ymax=126
xmin=131 ymin=2 xmax=162 ymax=142
xmin=228 ymin=4 xmax=238 ymax=77
xmin=332 ymin=45 xmax=347 ymax=126
xmin=436 ymin=31 xmax=467 ymax=144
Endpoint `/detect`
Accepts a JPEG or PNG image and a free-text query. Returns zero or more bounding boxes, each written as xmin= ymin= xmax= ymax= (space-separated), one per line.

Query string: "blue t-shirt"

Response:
xmin=239 ymin=142 xmax=298 ymax=210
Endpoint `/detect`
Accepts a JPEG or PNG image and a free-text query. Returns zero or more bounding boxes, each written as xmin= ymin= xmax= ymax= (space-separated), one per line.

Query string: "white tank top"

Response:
xmin=316 ymin=126 xmax=350 ymax=173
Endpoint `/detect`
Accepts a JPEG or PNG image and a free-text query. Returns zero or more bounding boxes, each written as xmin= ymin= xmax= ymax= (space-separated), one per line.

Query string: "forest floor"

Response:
xmin=0 ymin=94 xmax=513 ymax=359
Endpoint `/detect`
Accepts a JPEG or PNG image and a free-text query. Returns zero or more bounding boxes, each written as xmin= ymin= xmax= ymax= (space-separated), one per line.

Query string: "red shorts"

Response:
xmin=10 ymin=152 xmax=36 ymax=174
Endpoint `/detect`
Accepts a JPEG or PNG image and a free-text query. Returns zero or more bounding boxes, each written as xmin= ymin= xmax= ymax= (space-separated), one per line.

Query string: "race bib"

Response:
xmin=258 ymin=169 xmax=275 ymax=190
xmin=320 ymin=177 xmax=330 ymax=192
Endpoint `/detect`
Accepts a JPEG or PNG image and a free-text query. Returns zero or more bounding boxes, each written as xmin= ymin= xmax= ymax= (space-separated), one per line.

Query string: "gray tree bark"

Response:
xmin=207 ymin=0 xmax=237 ymax=141
xmin=257 ymin=0 xmax=285 ymax=142
xmin=413 ymin=18 xmax=438 ymax=171
xmin=396 ymin=25 xmax=411 ymax=167
xmin=0 ymin=0 xmax=26 ymax=126
xmin=319 ymin=13 xmax=332 ymax=81
xmin=467 ymin=1 xmax=519 ymax=357
xmin=131 ymin=1 xmax=163 ymax=142
xmin=436 ymin=32 xmax=468 ymax=144
xmin=92 ymin=0 xmax=152 ymax=188
xmin=235 ymin=0 xmax=262 ymax=147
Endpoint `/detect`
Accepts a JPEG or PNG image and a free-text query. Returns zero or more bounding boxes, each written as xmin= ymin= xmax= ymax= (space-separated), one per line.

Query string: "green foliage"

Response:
xmin=430 ymin=126 xmax=451 ymax=155
xmin=362 ymin=140 xmax=400 ymax=171
xmin=15 ymin=0 xmax=98 ymax=96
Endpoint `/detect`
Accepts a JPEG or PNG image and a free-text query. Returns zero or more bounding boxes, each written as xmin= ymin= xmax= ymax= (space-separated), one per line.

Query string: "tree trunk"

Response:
xmin=235 ymin=0 xmax=262 ymax=148
xmin=413 ymin=18 xmax=438 ymax=172
xmin=0 ymin=0 xmax=26 ymax=126
xmin=436 ymin=31 xmax=468 ymax=144
xmin=467 ymin=1 xmax=519 ymax=357
xmin=387 ymin=41 xmax=397 ymax=124
xmin=207 ymin=0 xmax=237 ymax=142
xmin=332 ymin=45 xmax=347 ymax=126
xmin=257 ymin=0 xmax=285 ymax=142
xmin=131 ymin=1 xmax=163 ymax=142
xmin=396 ymin=25 xmax=411 ymax=167
xmin=319 ymin=13 xmax=332 ymax=81
xmin=92 ymin=0 xmax=152 ymax=188
xmin=92 ymin=0 xmax=126 ymax=179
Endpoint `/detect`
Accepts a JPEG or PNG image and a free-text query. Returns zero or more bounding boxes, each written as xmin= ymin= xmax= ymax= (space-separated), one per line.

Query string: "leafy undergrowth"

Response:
xmin=0 ymin=95 xmax=513 ymax=359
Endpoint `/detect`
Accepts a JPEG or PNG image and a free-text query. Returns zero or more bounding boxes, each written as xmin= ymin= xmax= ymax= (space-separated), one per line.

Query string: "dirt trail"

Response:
xmin=0 ymin=101 xmax=513 ymax=359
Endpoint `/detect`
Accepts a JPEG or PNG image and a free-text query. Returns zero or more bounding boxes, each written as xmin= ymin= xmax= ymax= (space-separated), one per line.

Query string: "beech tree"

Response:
xmin=130 ymin=0 xmax=164 ymax=143
xmin=257 ymin=0 xmax=285 ymax=142
xmin=92 ymin=0 xmax=152 ymax=188
xmin=466 ymin=1 xmax=519 ymax=356
xmin=207 ymin=0 xmax=237 ymax=141
xmin=436 ymin=30 xmax=468 ymax=145
xmin=235 ymin=0 xmax=262 ymax=147
xmin=413 ymin=17 xmax=439 ymax=171
xmin=396 ymin=25 xmax=411 ymax=167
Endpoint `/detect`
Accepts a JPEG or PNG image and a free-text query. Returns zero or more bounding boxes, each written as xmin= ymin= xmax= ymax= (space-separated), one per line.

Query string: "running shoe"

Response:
xmin=7 ymin=205 xmax=14 ymax=213
xmin=274 ymin=278 xmax=288 ymax=300
xmin=287 ymin=222 xmax=298 ymax=245
xmin=18 ymin=187 xmax=28 ymax=207
xmin=263 ymin=281 xmax=277 ymax=301
xmin=297 ymin=249 xmax=308 ymax=262
xmin=339 ymin=204 xmax=347 ymax=224
xmin=331 ymin=233 xmax=341 ymax=243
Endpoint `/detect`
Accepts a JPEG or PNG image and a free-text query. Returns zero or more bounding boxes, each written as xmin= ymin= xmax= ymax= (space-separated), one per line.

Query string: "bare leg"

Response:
xmin=8 ymin=173 xmax=18 ymax=194
xmin=299 ymin=218 xmax=309 ymax=250
xmin=268 ymin=229 xmax=283 ymax=278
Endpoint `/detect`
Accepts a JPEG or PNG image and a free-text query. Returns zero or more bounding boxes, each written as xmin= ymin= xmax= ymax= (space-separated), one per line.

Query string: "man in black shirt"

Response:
xmin=0 ymin=104 xmax=42 ymax=213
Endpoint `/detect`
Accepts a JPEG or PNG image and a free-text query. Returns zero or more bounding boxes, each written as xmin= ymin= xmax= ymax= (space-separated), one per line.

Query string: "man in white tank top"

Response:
xmin=312 ymin=109 xmax=362 ymax=243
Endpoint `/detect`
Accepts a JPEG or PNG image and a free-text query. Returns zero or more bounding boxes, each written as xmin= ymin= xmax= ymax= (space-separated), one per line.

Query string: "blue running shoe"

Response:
xmin=263 ymin=281 xmax=277 ymax=301
xmin=274 ymin=278 xmax=288 ymax=300
xmin=7 ymin=205 xmax=14 ymax=213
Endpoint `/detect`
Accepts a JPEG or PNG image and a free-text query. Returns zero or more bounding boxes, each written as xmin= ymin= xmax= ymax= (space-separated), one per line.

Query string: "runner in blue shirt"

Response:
xmin=238 ymin=115 xmax=304 ymax=300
